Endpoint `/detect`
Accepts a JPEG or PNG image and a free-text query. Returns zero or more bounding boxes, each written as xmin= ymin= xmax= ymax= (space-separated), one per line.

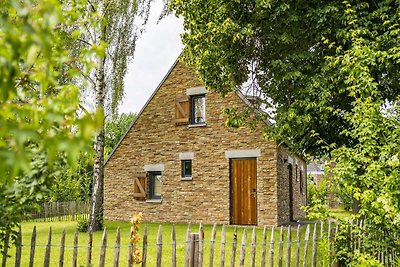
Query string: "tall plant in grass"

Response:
xmin=0 ymin=0 xmax=101 ymax=251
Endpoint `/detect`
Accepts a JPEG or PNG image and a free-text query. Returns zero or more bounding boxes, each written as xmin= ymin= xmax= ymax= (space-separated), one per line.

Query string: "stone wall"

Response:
xmin=104 ymin=60 xmax=302 ymax=226
xmin=276 ymin=146 xmax=307 ymax=224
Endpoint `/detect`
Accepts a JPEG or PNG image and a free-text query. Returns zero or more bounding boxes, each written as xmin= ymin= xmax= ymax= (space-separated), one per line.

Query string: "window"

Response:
xmin=148 ymin=171 xmax=162 ymax=199
xmin=190 ymin=95 xmax=206 ymax=124
xmin=181 ymin=160 xmax=192 ymax=178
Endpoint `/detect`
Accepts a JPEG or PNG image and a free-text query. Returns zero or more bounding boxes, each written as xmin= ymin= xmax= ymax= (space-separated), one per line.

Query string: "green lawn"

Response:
xmin=3 ymin=220 xmax=331 ymax=266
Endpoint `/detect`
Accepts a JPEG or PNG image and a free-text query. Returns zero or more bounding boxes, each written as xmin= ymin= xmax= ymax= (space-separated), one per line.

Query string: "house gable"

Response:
xmin=103 ymin=58 xmax=306 ymax=226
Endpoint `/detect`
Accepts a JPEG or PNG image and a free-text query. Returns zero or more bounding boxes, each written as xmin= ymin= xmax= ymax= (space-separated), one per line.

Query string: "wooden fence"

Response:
xmin=1 ymin=222 xmax=335 ymax=267
xmin=26 ymin=201 xmax=90 ymax=222
xmin=1 ymin=220 xmax=397 ymax=267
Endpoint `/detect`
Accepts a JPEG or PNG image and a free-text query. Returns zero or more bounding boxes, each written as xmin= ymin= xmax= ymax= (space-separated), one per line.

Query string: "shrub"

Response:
xmin=77 ymin=218 xmax=89 ymax=232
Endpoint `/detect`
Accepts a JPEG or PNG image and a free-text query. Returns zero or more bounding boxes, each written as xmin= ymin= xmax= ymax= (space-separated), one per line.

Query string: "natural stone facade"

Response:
xmin=104 ymin=59 xmax=306 ymax=226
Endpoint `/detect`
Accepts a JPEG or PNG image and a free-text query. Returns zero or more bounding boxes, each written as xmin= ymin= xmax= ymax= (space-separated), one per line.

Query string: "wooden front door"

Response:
xmin=230 ymin=158 xmax=257 ymax=225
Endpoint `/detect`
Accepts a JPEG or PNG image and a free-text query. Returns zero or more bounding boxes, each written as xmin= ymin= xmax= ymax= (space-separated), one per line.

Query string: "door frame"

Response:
xmin=229 ymin=157 xmax=258 ymax=225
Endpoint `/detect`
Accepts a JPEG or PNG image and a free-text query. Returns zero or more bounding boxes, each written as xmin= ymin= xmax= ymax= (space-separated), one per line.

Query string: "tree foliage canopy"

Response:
xmin=0 ymin=0 xmax=101 ymax=247
xmin=171 ymin=0 xmax=400 ymax=158
xmin=171 ymin=0 xmax=400 ymax=263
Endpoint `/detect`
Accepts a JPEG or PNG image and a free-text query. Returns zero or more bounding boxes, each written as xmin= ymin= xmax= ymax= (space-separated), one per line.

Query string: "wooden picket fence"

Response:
xmin=1 ymin=220 xmax=397 ymax=267
xmin=26 ymin=201 xmax=90 ymax=222
xmin=1 ymin=222 xmax=335 ymax=267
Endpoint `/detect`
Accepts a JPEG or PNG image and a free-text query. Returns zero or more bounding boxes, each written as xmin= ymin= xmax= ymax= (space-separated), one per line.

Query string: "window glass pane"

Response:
xmin=182 ymin=160 xmax=192 ymax=177
xmin=154 ymin=174 xmax=162 ymax=196
xmin=192 ymin=96 xmax=205 ymax=124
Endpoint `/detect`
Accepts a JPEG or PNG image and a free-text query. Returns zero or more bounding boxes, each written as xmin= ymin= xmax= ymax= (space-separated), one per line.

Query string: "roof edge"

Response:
xmin=104 ymin=54 xmax=182 ymax=166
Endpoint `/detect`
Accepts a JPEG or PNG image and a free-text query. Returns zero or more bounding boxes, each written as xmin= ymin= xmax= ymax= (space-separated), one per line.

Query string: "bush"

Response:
xmin=77 ymin=218 xmax=89 ymax=232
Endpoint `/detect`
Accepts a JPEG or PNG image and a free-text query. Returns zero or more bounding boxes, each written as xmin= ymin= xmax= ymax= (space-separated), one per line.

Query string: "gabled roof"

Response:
xmin=105 ymin=57 xmax=272 ymax=166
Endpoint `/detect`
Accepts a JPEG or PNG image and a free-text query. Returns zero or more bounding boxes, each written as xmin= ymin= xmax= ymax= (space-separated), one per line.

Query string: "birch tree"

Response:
xmin=80 ymin=0 xmax=154 ymax=231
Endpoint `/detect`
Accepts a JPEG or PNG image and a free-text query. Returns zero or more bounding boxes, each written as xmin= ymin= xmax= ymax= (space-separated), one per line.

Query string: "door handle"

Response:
xmin=251 ymin=189 xmax=257 ymax=197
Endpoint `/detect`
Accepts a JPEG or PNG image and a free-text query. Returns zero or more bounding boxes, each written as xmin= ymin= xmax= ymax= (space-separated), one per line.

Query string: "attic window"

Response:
xmin=174 ymin=94 xmax=206 ymax=126
xmin=190 ymin=95 xmax=206 ymax=125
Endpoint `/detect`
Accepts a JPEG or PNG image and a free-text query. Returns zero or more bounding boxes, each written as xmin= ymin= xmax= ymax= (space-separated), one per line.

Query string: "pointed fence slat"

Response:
xmin=239 ymin=227 xmax=247 ymax=267
xmin=113 ymin=227 xmax=120 ymax=267
xmin=278 ymin=226 xmax=284 ymax=267
xmin=302 ymin=225 xmax=310 ymax=267
xmin=185 ymin=224 xmax=191 ymax=267
xmin=328 ymin=221 xmax=332 ymax=264
xmin=198 ymin=223 xmax=204 ymax=266
xmin=59 ymin=228 xmax=66 ymax=267
xmin=73 ymin=229 xmax=78 ymax=267
xmin=29 ymin=226 xmax=36 ymax=267
xmin=99 ymin=228 xmax=107 ymax=267
xmin=1 ymin=231 xmax=9 ymax=267
xmin=128 ymin=226 xmax=133 ymax=267
xmin=171 ymin=225 xmax=176 ymax=267
xmin=141 ymin=226 xmax=148 ymax=267
xmin=312 ymin=224 xmax=317 ymax=267
xmin=250 ymin=226 xmax=256 ymax=267
xmin=230 ymin=227 xmax=237 ymax=267
xmin=261 ymin=226 xmax=267 ymax=267
xmin=43 ymin=227 xmax=52 ymax=267
xmin=220 ymin=225 xmax=226 ymax=267
xmin=295 ymin=225 xmax=300 ymax=267
xmin=269 ymin=227 xmax=275 ymax=267
xmin=156 ymin=225 xmax=162 ymax=267
xmin=209 ymin=224 xmax=217 ymax=267
xmin=14 ymin=226 xmax=22 ymax=267
xmin=87 ymin=230 xmax=93 ymax=267
xmin=286 ymin=226 xmax=291 ymax=267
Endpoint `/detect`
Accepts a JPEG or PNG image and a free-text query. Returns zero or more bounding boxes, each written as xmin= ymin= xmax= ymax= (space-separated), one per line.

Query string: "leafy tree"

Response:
xmin=0 ymin=0 xmax=100 ymax=250
xmin=104 ymin=113 xmax=136 ymax=157
xmin=171 ymin=0 xmax=400 ymax=263
xmin=77 ymin=0 xmax=153 ymax=231
xmin=170 ymin=0 xmax=400 ymax=158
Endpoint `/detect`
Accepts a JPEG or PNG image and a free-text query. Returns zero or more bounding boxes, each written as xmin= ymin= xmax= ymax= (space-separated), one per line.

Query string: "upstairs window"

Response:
xmin=190 ymin=95 xmax=206 ymax=125
xmin=148 ymin=171 xmax=162 ymax=200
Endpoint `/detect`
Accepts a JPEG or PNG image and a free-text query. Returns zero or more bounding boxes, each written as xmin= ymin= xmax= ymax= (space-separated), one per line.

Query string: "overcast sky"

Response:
xmin=119 ymin=2 xmax=184 ymax=114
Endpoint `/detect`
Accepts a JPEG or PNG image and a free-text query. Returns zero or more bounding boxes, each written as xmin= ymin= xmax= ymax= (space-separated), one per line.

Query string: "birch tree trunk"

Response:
xmin=89 ymin=26 xmax=107 ymax=232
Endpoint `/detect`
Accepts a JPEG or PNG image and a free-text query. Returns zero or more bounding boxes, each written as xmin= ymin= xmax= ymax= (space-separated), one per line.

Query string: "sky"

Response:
xmin=119 ymin=2 xmax=184 ymax=114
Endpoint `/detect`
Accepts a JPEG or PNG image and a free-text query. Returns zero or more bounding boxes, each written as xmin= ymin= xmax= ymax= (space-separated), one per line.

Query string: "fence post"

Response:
xmin=59 ymin=228 xmax=66 ymax=267
xmin=29 ymin=226 xmax=36 ymax=267
xmin=15 ymin=226 xmax=22 ymax=267
xmin=250 ymin=226 xmax=257 ymax=267
xmin=189 ymin=233 xmax=200 ymax=267
xmin=185 ymin=223 xmax=192 ymax=267
xmin=209 ymin=223 xmax=217 ymax=267
xmin=141 ymin=226 xmax=147 ymax=267
xmin=261 ymin=226 xmax=267 ymax=267
xmin=220 ymin=225 xmax=226 ymax=267
xmin=172 ymin=225 xmax=176 ymax=267
xmin=239 ymin=228 xmax=247 ymax=267
xmin=43 ymin=227 xmax=52 ymax=267
xmin=156 ymin=225 xmax=162 ymax=267
xmin=230 ymin=227 xmax=237 ymax=267
xmin=1 ymin=231 xmax=10 ymax=267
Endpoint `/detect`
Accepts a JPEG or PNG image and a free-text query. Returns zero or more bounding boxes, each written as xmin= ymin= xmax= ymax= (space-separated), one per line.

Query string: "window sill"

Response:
xmin=181 ymin=177 xmax=193 ymax=181
xmin=146 ymin=199 xmax=162 ymax=203
xmin=188 ymin=123 xmax=207 ymax=128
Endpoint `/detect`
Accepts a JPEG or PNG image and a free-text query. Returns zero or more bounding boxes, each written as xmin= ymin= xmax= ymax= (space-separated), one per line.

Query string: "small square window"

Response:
xmin=148 ymin=171 xmax=162 ymax=199
xmin=181 ymin=160 xmax=192 ymax=178
xmin=190 ymin=95 xmax=206 ymax=124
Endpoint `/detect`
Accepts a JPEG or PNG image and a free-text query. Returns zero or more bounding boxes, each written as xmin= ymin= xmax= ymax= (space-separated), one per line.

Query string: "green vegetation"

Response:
xmin=171 ymin=1 xmax=400 ymax=265
xmin=0 ymin=0 xmax=101 ymax=250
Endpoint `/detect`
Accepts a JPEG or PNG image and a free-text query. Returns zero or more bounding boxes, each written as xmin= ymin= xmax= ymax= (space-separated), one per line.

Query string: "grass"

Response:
xmin=330 ymin=208 xmax=352 ymax=220
xmin=3 ymin=220 xmax=331 ymax=267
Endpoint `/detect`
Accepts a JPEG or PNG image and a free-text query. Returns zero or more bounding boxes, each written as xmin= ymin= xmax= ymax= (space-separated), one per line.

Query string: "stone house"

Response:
xmin=104 ymin=58 xmax=307 ymax=226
